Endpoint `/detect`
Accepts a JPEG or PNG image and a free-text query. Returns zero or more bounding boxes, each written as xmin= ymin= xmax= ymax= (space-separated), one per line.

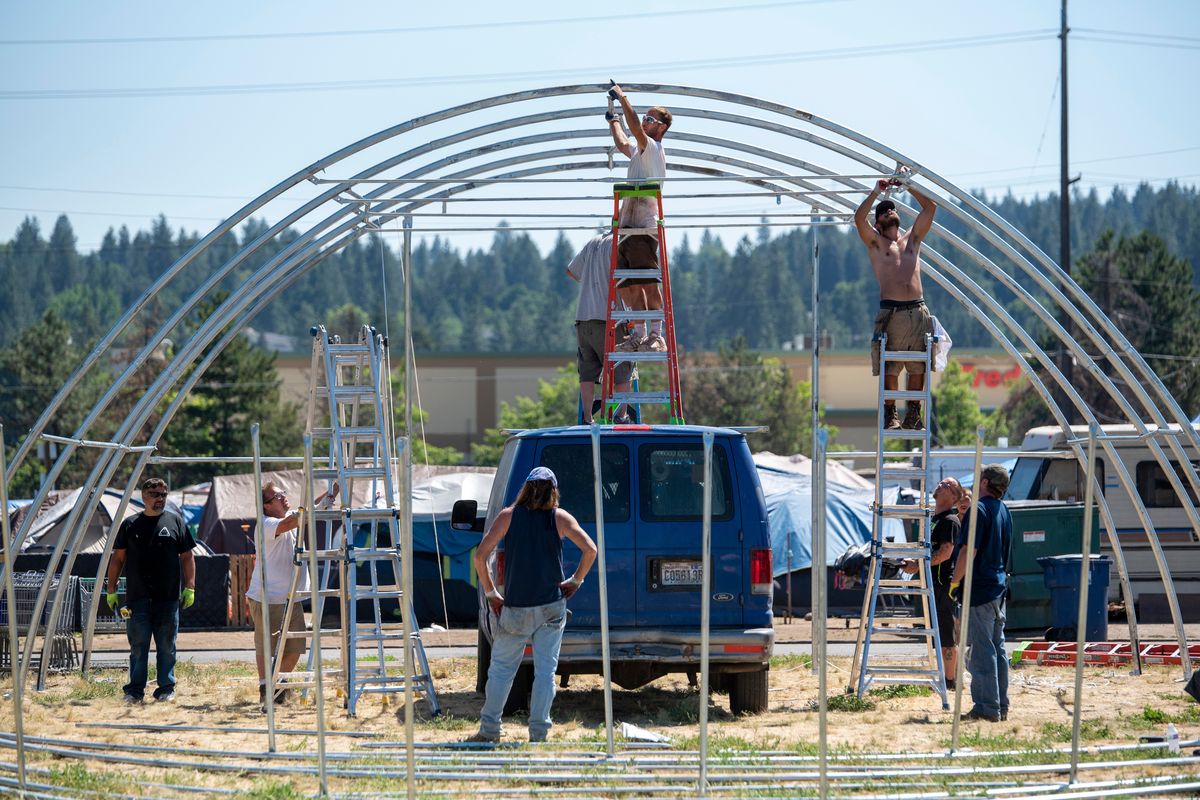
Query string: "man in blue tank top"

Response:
xmin=468 ymin=467 xmax=597 ymax=743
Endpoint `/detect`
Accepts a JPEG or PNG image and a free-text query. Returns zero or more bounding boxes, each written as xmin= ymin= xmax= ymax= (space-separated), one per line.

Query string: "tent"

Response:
xmin=755 ymin=458 xmax=906 ymax=615
xmin=15 ymin=487 xmax=209 ymax=556
xmin=198 ymin=466 xmax=494 ymax=555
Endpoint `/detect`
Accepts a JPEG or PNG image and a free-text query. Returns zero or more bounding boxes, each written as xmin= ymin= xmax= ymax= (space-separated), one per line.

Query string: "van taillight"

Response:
xmin=750 ymin=548 xmax=772 ymax=595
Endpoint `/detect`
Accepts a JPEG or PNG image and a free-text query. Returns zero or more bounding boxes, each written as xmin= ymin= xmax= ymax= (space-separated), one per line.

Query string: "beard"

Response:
xmin=878 ymin=218 xmax=900 ymax=234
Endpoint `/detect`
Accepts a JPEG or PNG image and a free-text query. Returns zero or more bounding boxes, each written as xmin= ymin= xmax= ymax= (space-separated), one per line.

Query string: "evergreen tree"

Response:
xmin=931 ymin=359 xmax=989 ymax=445
xmin=159 ymin=296 xmax=304 ymax=486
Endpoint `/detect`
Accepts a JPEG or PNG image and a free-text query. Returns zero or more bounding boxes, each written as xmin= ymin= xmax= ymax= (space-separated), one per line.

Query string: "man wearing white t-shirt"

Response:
xmin=248 ymin=479 xmax=338 ymax=708
xmin=567 ymin=232 xmax=636 ymax=423
xmin=606 ymin=84 xmax=672 ymax=353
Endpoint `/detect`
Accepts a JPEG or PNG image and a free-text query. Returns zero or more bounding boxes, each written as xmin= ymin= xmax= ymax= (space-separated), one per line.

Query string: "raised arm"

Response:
xmin=607 ymin=101 xmax=632 ymax=158
xmin=611 ymin=84 xmax=648 ymax=153
xmin=855 ymin=179 xmax=891 ymax=247
xmin=907 ymin=185 xmax=937 ymax=242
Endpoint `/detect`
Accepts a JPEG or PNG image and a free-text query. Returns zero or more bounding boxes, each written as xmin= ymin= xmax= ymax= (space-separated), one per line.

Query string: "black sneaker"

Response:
xmin=961 ymin=708 xmax=1001 ymax=723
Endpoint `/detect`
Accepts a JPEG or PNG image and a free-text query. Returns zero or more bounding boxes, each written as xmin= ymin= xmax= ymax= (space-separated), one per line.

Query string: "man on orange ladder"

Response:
xmin=854 ymin=175 xmax=938 ymax=430
xmin=605 ymin=83 xmax=672 ymax=353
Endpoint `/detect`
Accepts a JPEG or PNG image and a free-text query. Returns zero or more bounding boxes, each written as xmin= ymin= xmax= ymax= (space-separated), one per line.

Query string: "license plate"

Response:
xmin=660 ymin=561 xmax=703 ymax=586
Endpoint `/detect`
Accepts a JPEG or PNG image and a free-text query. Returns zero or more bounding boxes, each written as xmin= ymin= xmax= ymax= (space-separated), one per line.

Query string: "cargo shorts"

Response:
xmin=871 ymin=300 xmax=934 ymax=377
xmin=576 ymin=320 xmax=635 ymax=384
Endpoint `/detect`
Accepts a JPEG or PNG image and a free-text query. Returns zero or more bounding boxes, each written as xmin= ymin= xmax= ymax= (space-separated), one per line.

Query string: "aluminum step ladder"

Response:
xmin=848 ymin=331 xmax=948 ymax=709
xmin=269 ymin=324 xmax=439 ymax=717
xmin=599 ymin=181 xmax=685 ymax=424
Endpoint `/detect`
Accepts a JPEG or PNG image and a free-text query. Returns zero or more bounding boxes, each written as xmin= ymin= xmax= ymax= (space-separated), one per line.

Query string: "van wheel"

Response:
xmin=729 ymin=669 xmax=769 ymax=714
xmin=504 ymin=664 xmax=533 ymax=716
xmin=476 ymin=629 xmax=491 ymax=694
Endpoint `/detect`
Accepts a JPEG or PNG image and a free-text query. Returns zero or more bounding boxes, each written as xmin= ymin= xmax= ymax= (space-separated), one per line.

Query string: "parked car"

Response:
xmin=454 ymin=423 xmax=774 ymax=714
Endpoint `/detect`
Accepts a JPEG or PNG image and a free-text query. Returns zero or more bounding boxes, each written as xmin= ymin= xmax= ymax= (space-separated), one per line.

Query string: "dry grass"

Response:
xmin=0 ymin=650 xmax=1195 ymax=797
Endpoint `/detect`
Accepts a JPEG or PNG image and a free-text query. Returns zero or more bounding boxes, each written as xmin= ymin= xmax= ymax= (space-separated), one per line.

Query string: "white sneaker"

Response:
xmin=639 ymin=331 xmax=666 ymax=352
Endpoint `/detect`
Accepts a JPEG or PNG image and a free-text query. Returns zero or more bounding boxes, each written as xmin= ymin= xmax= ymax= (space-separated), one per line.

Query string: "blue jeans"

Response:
xmin=479 ymin=600 xmax=567 ymax=741
xmin=967 ymin=598 xmax=1009 ymax=718
xmin=124 ymin=598 xmax=180 ymax=699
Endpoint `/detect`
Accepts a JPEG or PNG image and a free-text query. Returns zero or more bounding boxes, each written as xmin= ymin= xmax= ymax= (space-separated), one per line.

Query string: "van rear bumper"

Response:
xmin=556 ymin=627 xmax=774 ymax=664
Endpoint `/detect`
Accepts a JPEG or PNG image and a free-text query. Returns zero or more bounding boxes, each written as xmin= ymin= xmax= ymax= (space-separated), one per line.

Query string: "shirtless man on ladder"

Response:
xmin=855 ymin=176 xmax=938 ymax=430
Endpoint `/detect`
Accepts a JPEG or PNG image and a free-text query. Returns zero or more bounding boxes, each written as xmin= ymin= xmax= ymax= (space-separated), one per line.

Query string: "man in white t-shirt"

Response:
xmin=248 ymin=479 xmax=338 ymax=708
xmin=567 ymin=232 xmax=636 ymax=423
xmin=606 ymin=84 xmax=671 ymax=353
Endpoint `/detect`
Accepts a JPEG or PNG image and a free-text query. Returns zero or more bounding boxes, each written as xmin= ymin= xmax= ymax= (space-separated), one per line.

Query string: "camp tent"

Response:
xmin=755 ymin=457 xmax=906 ymax=615
xmin=15 ymin=487 xmax=212 ymax=556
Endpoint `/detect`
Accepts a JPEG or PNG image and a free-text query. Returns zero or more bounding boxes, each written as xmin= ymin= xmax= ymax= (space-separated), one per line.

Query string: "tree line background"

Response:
xmin=1 ymin=182 xmax=1198 ymax=492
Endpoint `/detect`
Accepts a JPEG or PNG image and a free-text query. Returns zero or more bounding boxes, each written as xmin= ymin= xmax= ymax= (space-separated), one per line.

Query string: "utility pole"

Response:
xmin=1059 ymin=0 xmax=1070 ymax=277
xmin=1058 ymin=0 xmax=1074 ymax=397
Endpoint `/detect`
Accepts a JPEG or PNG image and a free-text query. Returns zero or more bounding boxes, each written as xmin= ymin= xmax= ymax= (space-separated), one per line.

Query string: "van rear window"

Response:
xmin=1136 ymin=460 xmax=1200 ymax=508
xmin=639 ymin=445 xmax=734 ymax=521
xmin=539 ymin=444 xmax=630 ymax=523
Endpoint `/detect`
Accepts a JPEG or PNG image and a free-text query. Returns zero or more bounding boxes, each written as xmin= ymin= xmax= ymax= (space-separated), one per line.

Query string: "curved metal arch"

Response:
xmin=11 ymin=82 xmax=1200 ymax=685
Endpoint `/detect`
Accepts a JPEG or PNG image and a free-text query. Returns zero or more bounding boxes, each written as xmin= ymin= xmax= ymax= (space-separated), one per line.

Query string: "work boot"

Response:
xmin=883 ymin=404 xmax=901 ymax=430
xmin=902 ymin=402 xmax=924 ymax=431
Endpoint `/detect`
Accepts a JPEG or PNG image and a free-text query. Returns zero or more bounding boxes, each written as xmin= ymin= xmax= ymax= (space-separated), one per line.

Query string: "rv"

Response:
xmin=1007 ymin=423 xmax=1200 ymax=622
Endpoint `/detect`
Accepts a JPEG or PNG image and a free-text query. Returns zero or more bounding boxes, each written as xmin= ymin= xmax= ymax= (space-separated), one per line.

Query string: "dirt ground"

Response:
xmin=3 ymin=620 xmax=1199 ymax=797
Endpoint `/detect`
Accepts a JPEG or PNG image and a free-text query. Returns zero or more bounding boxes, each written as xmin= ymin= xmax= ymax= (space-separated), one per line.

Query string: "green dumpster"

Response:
xmin=1004 ymin=500 xmax=1101 ymax=632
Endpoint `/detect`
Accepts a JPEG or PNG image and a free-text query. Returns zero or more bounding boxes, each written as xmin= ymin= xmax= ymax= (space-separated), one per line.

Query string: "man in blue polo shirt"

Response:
xmin=950 ymin=464 xmax=1013 ymax=722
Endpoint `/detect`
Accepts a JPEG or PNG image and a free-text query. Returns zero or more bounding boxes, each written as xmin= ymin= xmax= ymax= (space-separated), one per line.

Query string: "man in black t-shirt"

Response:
xmin=105 ymin=477 xmax=196 ymax=704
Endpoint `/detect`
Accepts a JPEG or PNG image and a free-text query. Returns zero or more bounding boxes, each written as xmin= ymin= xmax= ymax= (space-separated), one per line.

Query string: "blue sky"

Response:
xmin=1 ymin=0 xmax=1197 ymax=256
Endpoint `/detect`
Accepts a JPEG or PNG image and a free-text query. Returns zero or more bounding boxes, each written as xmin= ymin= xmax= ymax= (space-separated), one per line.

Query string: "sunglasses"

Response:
xmin=265 ymin=493 xmax=287 ymax=503
xmin=642 ymin=114 xmax=663 ymax=125
xmin=144 ymin=490 xmax=168 ymax=499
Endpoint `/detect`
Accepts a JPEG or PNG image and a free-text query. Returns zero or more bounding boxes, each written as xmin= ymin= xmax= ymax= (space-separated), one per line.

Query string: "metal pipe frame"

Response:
xmin=3 ymin=81 xmax=1198 ymax=785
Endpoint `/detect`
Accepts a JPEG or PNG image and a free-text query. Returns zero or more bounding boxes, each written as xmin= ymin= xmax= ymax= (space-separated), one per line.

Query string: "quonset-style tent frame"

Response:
xmin=4 ymin=82 xmax=1200 ymax=694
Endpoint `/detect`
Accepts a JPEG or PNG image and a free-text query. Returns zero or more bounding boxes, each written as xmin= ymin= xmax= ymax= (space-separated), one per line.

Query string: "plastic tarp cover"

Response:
xmin=757 ymin=463 xmax=904 ymax=576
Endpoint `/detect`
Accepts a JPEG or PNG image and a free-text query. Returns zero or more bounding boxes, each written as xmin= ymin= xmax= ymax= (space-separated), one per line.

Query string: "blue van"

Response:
xmin=459 ymin=423 xmax=775 ymax=714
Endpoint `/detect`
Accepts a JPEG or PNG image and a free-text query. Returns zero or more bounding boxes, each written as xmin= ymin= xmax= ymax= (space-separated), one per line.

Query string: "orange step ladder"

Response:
xmin=599 ymin=181 xmax=685 ymax=424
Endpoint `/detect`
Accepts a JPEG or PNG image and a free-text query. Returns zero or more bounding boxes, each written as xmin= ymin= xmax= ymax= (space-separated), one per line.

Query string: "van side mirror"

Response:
xmin=451 ymin=499 xmax=483 ymax=531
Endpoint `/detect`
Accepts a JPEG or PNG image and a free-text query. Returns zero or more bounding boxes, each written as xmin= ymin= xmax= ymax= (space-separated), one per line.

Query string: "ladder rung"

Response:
xmin=616 ymin=227 xmax=659 ymax=236
xmin=863 ymin=671 xmax=941 ymax=679
xmin=878 ymin=579 xmax=928 ymax=589
xmin=313 ymin=466 xmax=388 ymax=480
xmin=608 ymin=351 xmax=669 ymax=363
xmin=881 ymin=350 xmax=930 ymax=361
xmin=878 ymin=466 xmax=927 ymax=480
xmin=352 ymin=633 xmax=411 ymax=644
xmin=612 ymin=269 xmax=663 ymax=281
xmin=876 ymin=586 xmax=921 ymax=596
xmin=330 ymin=386 xmax=377 ymax=399
xmin=312 ymin=507 xmax=397 ymax=521
xmin=882 ymin=390 xmax=928 ymax=401
xmin=349 ymin=590 xmax=405 ymax=600
xmin=881 ymin=428 xmax=930 ymax=440
xmin=610 ymin=391 xmax=672 ymax=404
xmin=609 ymin=310 xmax=665 ymax=321
xmin=871 ymin=627 xmax=937 ymax=637
xmin=326 ymin=343 xmax=372 ymax=354
xmin=311 ymin=426 xmax=381 ymax=438
xmin=876 ymin=505 xmax=928 ymax=518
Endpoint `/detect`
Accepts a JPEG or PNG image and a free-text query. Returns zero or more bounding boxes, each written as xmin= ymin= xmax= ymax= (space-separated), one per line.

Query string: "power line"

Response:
xmin=0 ymin=30 xmax=1055 ymax=101
xmin=0 ymin=1 xmax=842 ymax=47
xmin=1073 ymin=27 xmax=1200 ymax=44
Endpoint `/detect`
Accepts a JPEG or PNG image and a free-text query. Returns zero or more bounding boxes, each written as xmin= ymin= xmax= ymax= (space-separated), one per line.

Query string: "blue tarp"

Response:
xmin=757 ymin=464 xmax=904 ymax=577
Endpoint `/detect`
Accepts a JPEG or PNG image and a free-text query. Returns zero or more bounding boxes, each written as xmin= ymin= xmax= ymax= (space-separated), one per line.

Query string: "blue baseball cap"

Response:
xmin=526 ymin=466 xmax=557 ymax=487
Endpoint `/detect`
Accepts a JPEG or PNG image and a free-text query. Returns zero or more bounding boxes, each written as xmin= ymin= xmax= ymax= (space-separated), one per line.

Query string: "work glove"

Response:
xmin=949 ymin=581 xmax=962 ymax=603
xmin=181 ymin=588 xmax=195 ymax=609
xmin=106 ymin=592 xmax=119 ymax=611
xmin=604 ymin=110 xmax=618 ymax=122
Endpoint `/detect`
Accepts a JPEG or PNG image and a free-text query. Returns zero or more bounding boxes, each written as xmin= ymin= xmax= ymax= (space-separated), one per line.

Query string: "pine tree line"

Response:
xmin=0 ymin=183 xmax=1196 ymax=357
